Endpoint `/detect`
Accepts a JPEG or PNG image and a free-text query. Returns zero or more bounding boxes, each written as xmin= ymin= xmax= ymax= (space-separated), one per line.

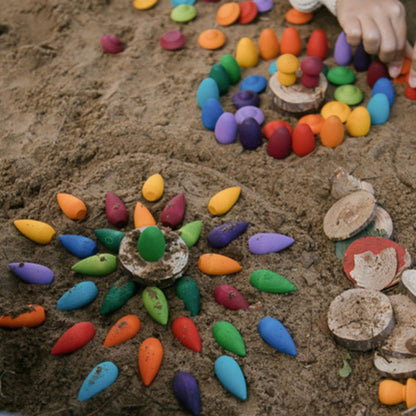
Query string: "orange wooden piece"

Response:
xmin=198 ymin=29 xmax=226 ymax=50
xmin=297 ymin=114 xmax=324 ymax=134
xmin=134 ymin=202 xmax=156 ymax=229
xmin=0 ymin=305 xmax=45 ymax=328
xmin=379 ymin=378 xmax=416 ymax=408
xmin=104 ymin=315 xmax=141 ymax=347
xmin=258 ymin=28 xmax=279 ymax=60
xmin=392 ymin=58 xmax=410 ymax=84
xmin=57 ymin=193 xmax=87 ymax=220
xmin=285 ymin=8 xmax=313 ymax=24
xmin=319 ymin=115 xmax=344 ymax=148
xmin=280 ymin=27 xmax=302 ymax=56
xmin=138 ymin=337 xmax=164 ymax=386
xmin=198 ymin=253 xmax=242 ymax=275
xmin=262 ymin=120 xmax=293 ymax=139
xmin=216 ymin=2 xmax=240 ymax=26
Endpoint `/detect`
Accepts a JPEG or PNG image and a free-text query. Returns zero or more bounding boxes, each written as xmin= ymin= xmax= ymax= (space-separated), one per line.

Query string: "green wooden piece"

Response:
xmin=219 ymin=54 xmax=241 ymax=85
xmin=175 ymin=276 xmax=200 ymax=316
xmin=178 ymin=221 xmax=202 ymax=248
xmin=71 ymin=253 xmax=117 ymax=276
xmin=94 ymin=228 xmax=125 ymax=253
xmin=213 ymin=321 xmax=246 ymax=356
xmin=250 ymin=269 xmax=296 ymax=293
xmin=100 ymin=280 xmax=138 ymax=315
xmin=142 ymin=286 xmax=169 ymax=325
xmin=137 ymin=226 xmax=166 ymax=261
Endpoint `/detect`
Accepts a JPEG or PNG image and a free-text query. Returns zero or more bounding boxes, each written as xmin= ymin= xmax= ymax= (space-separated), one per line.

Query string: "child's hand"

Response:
xmin=406 ymin=42 xmax=416 ymax=88
xmin=336 ymin=0 xmax=407 ymax=77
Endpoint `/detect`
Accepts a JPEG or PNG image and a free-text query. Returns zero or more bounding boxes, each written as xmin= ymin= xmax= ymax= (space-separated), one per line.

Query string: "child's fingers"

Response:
xmin=360 ymin=17 xmax=381 ymax=55
xmin=341 ymin=16 xmax=363 ymax=46
xmin=407 ymin=43 xmax=416 ymax=88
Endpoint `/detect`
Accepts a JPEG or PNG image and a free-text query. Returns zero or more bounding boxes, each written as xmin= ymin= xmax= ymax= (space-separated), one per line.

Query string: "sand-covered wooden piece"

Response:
xmin=402 ymin=270 xmax=416 ymax=303
xmin=268 ymin=72 xmax=327 ymax=114
xmin=374 ymin=352 xmax=416 ymax=379
xmin=327 ymin=288 xmax=395 ymax=351
xmin=323 ymin=191 xmax=376 ymax=241
xmin=380 ymin=294 xmax=416 ymax=357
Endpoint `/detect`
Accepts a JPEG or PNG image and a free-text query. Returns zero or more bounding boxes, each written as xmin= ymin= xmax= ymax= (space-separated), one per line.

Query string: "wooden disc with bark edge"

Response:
xmin=343 ymin=236 xmax=413 ymax=289
xmin=402 ymin=269 xmax=416 ymax=303
xmin=374 ymin=351 xmax=416 ymax=379
xmin=327 ymin=288 xmax=395 ymax=351
xmin=323 ymin=190 xmax=376 ymax=241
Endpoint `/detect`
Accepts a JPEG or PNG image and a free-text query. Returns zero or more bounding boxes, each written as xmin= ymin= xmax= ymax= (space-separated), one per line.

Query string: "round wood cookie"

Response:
xmin=374 ymin=351 xmax=416 ymax=379
xmin=343 ymin=236 xmax=413 ymax=289
xmin=323 ymin=190 xmax=376 ymax=241
xmin=402 ymin=269 xmax=416 ymax=303
xmin=327 ymin=288 xmax=395 ymax=351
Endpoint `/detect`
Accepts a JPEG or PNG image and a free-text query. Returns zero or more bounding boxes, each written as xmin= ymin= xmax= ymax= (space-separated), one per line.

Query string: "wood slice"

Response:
xmin=402 ymin=270 xmax=416 ymax=303
xmin=380 ymin=294 xmax=416 ymax=358
xmin=119 ymin=227 xmax=189 ymax=288
xmin=327 ymin=288 xmax=395 ymax=351
xmin=323 ymin=191 xmax=376 ymax=241
xmin=329 ymin=166 xmax=374 ymax=200
xmin=268 ymin=72 xmax=327 ymax=114
xmin=374 ymin=351 xmax=416 ymax=379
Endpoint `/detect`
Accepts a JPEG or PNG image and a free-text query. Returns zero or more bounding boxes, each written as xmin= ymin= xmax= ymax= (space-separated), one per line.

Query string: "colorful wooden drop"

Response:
xmin=280 ymin=27 xmax=302 ymax=56
xmin=334 ymin=31 xmax=352 ymax=66
xmin=172 ymin=317 xmax=201 ymax=352
xmin=100 ymin=279 xmax=137 ymax=315
xmin=306 ymin=29 xmax=328 ymax=60
xmin=94 ymin=228 xmax=125 ymax=253
xmin=198 ymin=253 xmax=242 ymax=275
xmin=372 ymin=77 xmax=395 ymax=107
xmin=209 ymin=64 xmax=230 ymax=96
xmin=13 ymin=219 xmax=56 ymax=245
xmin=238 ymin=0 xmax=258 ymax=24
xmin=59 ymin=234 xmax=98 ymax=258
xmin=353 ymin=43 xmax=371 ymax=72
xmin=235 ymin=105 xmax=264 ymax=125
xmin=346 ymin=107 xmax=371 ymax=137
xmin=137 ymin=226 xmax=166 ymax=261
xmin=138 ymin=337 xmax=164 ymax=386
xmin=367 ymin=61 xmax=389 ymax=87
xmin=267 ymin=125 xmax=292 ymax=159
xmin=172 ymin=372 xmax=201 ymax=416
xmin=300 ymin=56 xmax=323 ymax=88
xmin=142 ymin=286 xmax=169 ymax=325
xmin=248 ymin=233 xmax=294 ymax=254
xmin=103 ymin=315 xmax=141 ymax=347
xmin=321 ymin=100 xmax=351 ymax=122
xmin=142 ymin=173 xmax=164 ymax=202
xmin=297 ymin=114 xmax=324 ymax=135
xmin=201 ymin=98 xmax=223 ymax=131
xmin=215 ymin=112 xmax=238 ymax=144
xmin=258 ymin=28 xmax=279 ymax=60
xmin=214 ymin=355 xmax=247 ymax=400
xmin=258 ymin=316 xmax=297 ymax=356
xmin=367 ymin=93 xmax=390 ymax=125
xmin=197 ymin=78 xmax=220 ymax=108
xmin=176 ymin=276 xmax=200 ymax=316
xmin=214 ymin=284 xmax=249 ymax=310
xmin=100 ymin=34 xmax=125 ymax=54
xmin=0 ymin=304 xmax=45 ymax=328
xmin=263 ymin=120 xmax=293 ymax=138
xmin=285 ymin=8 xmax=313 ymax=24
xmin=178 ymin=220 xmax=202 ymax=248
xmin=232 ymin=90 xmax=260 ymax=109
xmin=207 ymin=221 xmax=249 ymax=248
xmin=134 ymin=202 xmax=156 ymax=229
xmin=276 ymin=53 xmax=299 ymax=86
xmin=239 ymin=117 xmax=263 ymax=150
xmin=213 ymin=321 xmax=246 ymax=356
xmin=8 ymin=262 xmax=54 ymax=285
xmin=71 ymin=253 xmax=117 ymax=276
xmin=235 ymin=37 xmax=258 ymax=68
xmin=208 ymin=186 xmax=241 ymax=216
xmin=160 ymin=193 xmax=186 ymax=228
xmin=220 ymin=54 xmax=241 ymax=85
xmin=292 ymin=122 xmax=315 ymax=157
xmin=51 ymin=322 xmax=95 ymax=355
xmin=57 ymin=281 xmax=98 ymax=310
xmin=198 ymin=29 xmax=226 ymax=50
xmin=57 ymin=192 xmax=87 ymax=220
xmin=379 ymin=378 xmax=416 ymax=408
xmin=78 ymin=361 xmax=118 ymax=401
xmin=105 ymin=191 xmax=129 ymax=228
xmin=250 ymin=269 xmax=297 ymax=293
xmin=319 ymin=115 xmax=344 ymax=148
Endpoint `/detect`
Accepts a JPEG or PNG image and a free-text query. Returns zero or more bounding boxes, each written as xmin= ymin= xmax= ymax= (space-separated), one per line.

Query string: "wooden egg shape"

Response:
xmin=250 ymin=269 xmax=297 ymax=293
xmin=262 ymin=120 xmax=293 ymax=139
xmin=321 ymin=100 xmax=351 ymax=122
xmin=248 ymin=232 xmax=294 ymax=254
xmin=137 ymin=226 xmax=166 ymax=261
xmin=100 ymin=34 xmax=125 ymax=54
xmin=209 ymin=63 xmax=230 ymax=95
xmin=59 ymin=234 xmax=98 ymax=259
xmin=197 ymin=77 xmax=220 ymax=108
xmin=175 ymin=276 xmax=200 ymax=316
xmin=13 ymin=219 xmax=56 ymax=245
xmin=372 ymin=77 xmax=395 ymax=107
xmin=238 ymin=0 xmax=258 ymax=24
xmin=160 ymin=193 xmax=186 ymax=228
xmin=220 ymin=54 xmax=241 ymax=85
xmin=319 ymin=115 xmax=344 ymax=148
xmin=51 ymin=321 xmax=95 ymax=355
xmin=78 ymin=361 xmax=118 ymax=401
xmin=214 ymin=284 xmax=249 ymax=310
xmin=138 ymin=337 xmax=164 ymax=386
xmin=334 ymin=31 xmax=352 ymax=66
xmin=100 ymin=279 xmax=137 ymax=315
xmin=213 ymin=321 xmax=246 ymax=356
xmin=291 ymin=123 xmax=315 ymax=157
xmin=142 ymin=286 xmax=169 ymax=325
xmin=215 ymin=112 xmax=238 ymax=144
xmin=57 ymin=281 xmax=99 ymax=310
xmin=298 ymin=114 xmax=324 ymax=135
xmin=103 ymin=315 xmax=141 ymax=347
xmin=0 ymin=304 xmax=45 ymax=328
xmin=240 ymin=74 xmax=267 ymax=94
xmin=267 ymin=125 xmax=292 ymax=159
xmin=198 ymin=253 xmax=242 ymax=275
xmin=367 ymin=93 xmax=390 ymax=125
xmin=208 ymin=186 xmax=241 ymax=216
xmin=57 ymin=192 xmax=87 ymax=220
xmin=142 ymin=173 xmax=164 ymax=202
xmin=346 ymin=106 xmax=371 ymax=137
xmin=201 ymin=98 xmax=224 ymax=131
xmin=172 ymin=372 xmax=201 ymax=416
xmin=94 ymin=228 xmax=125 ymax=253
xmin=105 ymin=191 xmax=129 ymax=228
xmin=367 ymin=60 xmax=389 ymax=87
xmin=178 ymin=220 xmax=202 ymax=248
xmin=354 ymin=42 xmax=371 ymax=72
xmin=379 ymin=378 xmax=416 ymax=408
xmin=71 ymin=253 xmax=117 ymax=276
xmin=258 ymin=28 xmax=279 ymax=60
xmin=134 ymin=202 xmax=156 ymax=229
xmin=207 ymin=221 xmax=249 ymax=248
xmin=8 ymin=262 xmax=54 ymax=285
xmin=280 ymin=27 xmax=302 ymax=56
xmin=306 ymin=29 xmax=328 ymax=60
xmin=239 ymin=117 xmax=263 ymax=150
xmin=172 ymin=317 xmax=201 ymax=352
xmin=258 ymin=316 xmax=297 ymax=356
xmin=235 ymin=37 xmax=258 ymax=68
xmin=214 ymin=355 xmax=247 ymax=400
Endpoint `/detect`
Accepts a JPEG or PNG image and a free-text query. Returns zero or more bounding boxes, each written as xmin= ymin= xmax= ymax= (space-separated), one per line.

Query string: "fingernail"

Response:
xmin=409 ymin=75 xmax=416 ymax=89
xmin=389 ymin=64 xmax=402 ymax=78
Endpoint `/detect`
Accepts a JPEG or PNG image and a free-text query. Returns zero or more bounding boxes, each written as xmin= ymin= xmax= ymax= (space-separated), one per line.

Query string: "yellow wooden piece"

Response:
xmin=57 ymin=193 xmax=87 ymax=220
xmin=208 ymin=186 xmax=241 ymax=215
xmin=321 ymin=101 xmax=351 ymax=123
xmin=142 ymin=173 xmax=164 ymax=202
xmin=277 ymin=72 xmax=297 ymax=86
xmin=235 ymin=37 xmax=258 ymax=68
xmin=346 ymin=106 xmax=371 ymax=137
xmin=14 ymin=219 xmax=56 ymax=244
xmin=133 ymin=0 xmax=158 ymax=10
xmin=276 ymin=54 xmax=299 ymax=86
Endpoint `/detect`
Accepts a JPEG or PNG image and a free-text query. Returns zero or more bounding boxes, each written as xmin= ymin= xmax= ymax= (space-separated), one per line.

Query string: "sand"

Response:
xmin=1 ymin=0 xmax=416 ymax=415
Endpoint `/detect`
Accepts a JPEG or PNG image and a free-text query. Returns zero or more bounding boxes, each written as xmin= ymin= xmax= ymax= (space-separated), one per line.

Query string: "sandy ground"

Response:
xmin=1 ymin=0 xmax=416 ymax=415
